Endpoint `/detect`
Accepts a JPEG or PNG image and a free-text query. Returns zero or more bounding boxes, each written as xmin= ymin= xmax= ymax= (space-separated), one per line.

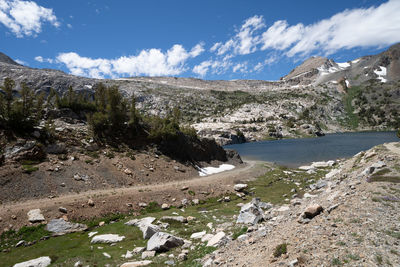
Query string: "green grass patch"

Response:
xmin=21 ymin=160 xmax=40 ymax=173
xmin=0 ymin=225 xmax=50 ymax=250
xmin=22 ymin=164 xmax=39 ymax=173
xmin=369 ymin=176 xmax=400 ymax=183
xmin=331 ymin=258 xmax=342 ymax=266
xmin=273 ymin=243 xmax=287 ymax=258
xmin=232 ymin=226 xmax=248 ymax=240
xmin=342 ymin=85 xmax=363 ymax=129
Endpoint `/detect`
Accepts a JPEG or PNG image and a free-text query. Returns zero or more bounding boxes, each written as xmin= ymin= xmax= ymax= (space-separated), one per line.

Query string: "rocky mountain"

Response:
xmin=1 ymin=43 xmax=399 ymax=145
xmin=0 ymin=52 xmax=20 ymax=66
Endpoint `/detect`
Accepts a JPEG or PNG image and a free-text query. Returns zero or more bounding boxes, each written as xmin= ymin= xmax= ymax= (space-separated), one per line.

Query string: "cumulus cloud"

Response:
xmin=56 ymin=43 xmax=204 ymax=78
xmin=209 ymin=0 xmax=400 ymax=61
xmin=211 ymin=15 xmax=265 ymax=56
xmin=0 ymin=0 xmax=59 ymax=37
xmin=192 ymin=55 xmax=233 ymax=77
xmin=261 ymin=20 xmax=304 ymax=51
xmin=34 ymin=55 xmax=53 ymax=63
xmin=286 ymin=0 xmax=400 ymax=56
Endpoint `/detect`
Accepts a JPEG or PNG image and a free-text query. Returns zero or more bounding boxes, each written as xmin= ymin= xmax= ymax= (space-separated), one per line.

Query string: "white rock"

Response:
xmin=160 ymin=216 xmax=187 ymax=223
xmin=303 ymin=193 xmax=317 ymax=198
xmin=125 ymin=217 xmax=155 ymax=227
xmin=141 ymin=251 xmax=156 ymax=259
xmin=103 ymin=252 xmax=111 ymax=258
xmin=207 ymin=232 xmax=227 ymax=247
xmin=190 ymin=231 xmax=206 ymax=239
xmin=120 ymin=261 xmax=153 ymax=267
xmin=233 ymin=184 xmax=248 ymax=192
xmin=298 ymin=165 xmax=313 ymax=171
xmin=201 ymin=233 xmax=214 ymax=242
xmin=91 ymin=234 xmax=125 ymax=244
xmin=325 ymin=169 xmax=340 ymax=179
xmin=123 ymin=250 xmax=134 ymax=259
xmin=147 ymin=232 xmax=184 ymax=252
xmin=311 ymin=160 xmax=335 ymax=168
xmin=88 ymin=231 xmax=98 ymax=238
xmin=236 ymin=198 xmax=264 ymax=225
xmin=13 ymin=256 xmax=51 ymax=267
xmin=237 ymin=234 xmax=249 ymax=241
xmin=276 ymin=205 xmax=290 ymax=212
xmin=27 ymin=209 xmax=45 ymax=223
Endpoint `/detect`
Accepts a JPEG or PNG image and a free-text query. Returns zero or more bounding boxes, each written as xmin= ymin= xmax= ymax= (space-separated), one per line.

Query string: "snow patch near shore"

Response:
xmin=198 ymin=164 xmax=235 ymax=176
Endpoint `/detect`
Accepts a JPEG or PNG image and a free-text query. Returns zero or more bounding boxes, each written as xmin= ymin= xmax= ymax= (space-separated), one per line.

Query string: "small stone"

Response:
xmin=139 ymin=202 xmax=148 ymax=208
xmin=161 ymin=203 xmax=170 ymax=210
xmin=207 ymin=232 xmax=227 ymax=247
xmin=103 ymin=252 xmax=111 ymax=258
xmin=190 ymin=231 xmax=206 ymax=239
xmin=27 ymin=209 xmax=45 ymax=223
xmin=120 ymin=261 xmax=153 ymax=267
xmin=74 ymin=261 xmax=83 ymax=267
xmin=192 ymin=199 xmax=199 ymax=205
xmin=99 ymin=221 xmax=105 ymax=226
xmin=160 ymin=216 xmax=187 ymax=223
xmin=88 ymin=199 xmax=95 ymax=207
xmin=91 ymin=234 xmax=125 ymax=244
xmin=59 ymin=207 xmax=68 ymax=213
xmin=177 ymin=253 xmax=187 ymax=261
xmin=141 ymin=251 xmax=156 ymax=259
xmin=186 ymin=216 xmax=196 ymax=222
xmin=124 ymin=168 xmax=133 ymax=175
xmin=15 ymin=240 xmax=25 ymax=247
xmin=303 ymin=204 xmax=323 ymax=219
xmin=181 ymin=198 xmax=189 ymax=206
xmin=234 ymin=184 xmax=248 ymax=192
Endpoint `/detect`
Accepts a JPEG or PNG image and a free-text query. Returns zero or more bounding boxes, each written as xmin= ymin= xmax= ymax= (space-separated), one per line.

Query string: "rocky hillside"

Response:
xmin=1 ymin=44 xmax=399 ymax=145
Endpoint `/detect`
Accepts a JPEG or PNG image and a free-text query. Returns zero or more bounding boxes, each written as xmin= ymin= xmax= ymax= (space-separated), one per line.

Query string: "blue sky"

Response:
xmin=1 ymin=0 xmax=400 ymax=80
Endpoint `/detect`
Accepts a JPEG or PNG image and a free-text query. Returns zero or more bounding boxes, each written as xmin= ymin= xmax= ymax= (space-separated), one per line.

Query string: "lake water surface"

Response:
xmin=225 ymin=131 xmax=398 ymax=167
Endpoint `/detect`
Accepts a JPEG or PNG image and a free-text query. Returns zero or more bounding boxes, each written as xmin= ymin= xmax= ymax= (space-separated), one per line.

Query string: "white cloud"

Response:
xmin=209 ymin=0 xmax=400 ymax=62
xmin=287 ymin=0 xmax=400 ymax=56
xmin=192 ymin=56 xmax=233 ymax=77
xmin=190 ymin=42 xmax=205 ymax=57
xmin=34 ymin=55 xmax=43 ymax=62
xmin=253 ymin=62 xmax=263 ymax=72
xmin=210 ymin=42 xmax=221 ymax=52
xmin=15 ymin=58 xmax=27 ymax=65
xmin=192 ymin=60 xmax=212 ymax=77
xmin=232 ymin=62 xmax=248 ymax=73
xmin=35 ymin=55 xmax=53 ymax=63
xmin=67 ymin=23 xmax=72 ymax=29
xmin=56 ymin=43 xmax=204 ymax=78
xmin=212 ymin=15 xmax=265 ymax=56
xmin=0 ymin=0 xmax=59 ymax=37
xmin=261 ymin=20 xmax=304 ymax=50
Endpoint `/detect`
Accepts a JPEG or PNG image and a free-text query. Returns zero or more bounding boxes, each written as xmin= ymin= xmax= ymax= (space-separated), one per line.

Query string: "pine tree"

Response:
xmin=1 ymin=77 xmax=15 ymax=119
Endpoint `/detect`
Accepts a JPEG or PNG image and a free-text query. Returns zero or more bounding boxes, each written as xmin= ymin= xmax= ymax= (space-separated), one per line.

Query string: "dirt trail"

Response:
xmin=0 ymin=160 xmax=263 ymax=231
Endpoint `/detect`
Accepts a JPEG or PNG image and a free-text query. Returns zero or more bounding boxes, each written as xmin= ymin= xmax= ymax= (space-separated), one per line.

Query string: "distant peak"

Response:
xmin=0 ymin=52 xmax=21 ymax=66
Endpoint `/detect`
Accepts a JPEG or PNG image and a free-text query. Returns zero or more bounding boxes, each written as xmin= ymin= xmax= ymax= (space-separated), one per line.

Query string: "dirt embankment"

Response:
xmin=0 ymin=160 xmax=262 ymax=232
